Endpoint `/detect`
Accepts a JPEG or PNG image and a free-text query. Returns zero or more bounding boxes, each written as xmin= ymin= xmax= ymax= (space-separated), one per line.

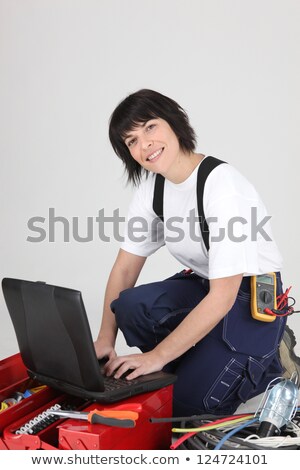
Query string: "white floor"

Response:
xmin=236 ymin=393 xmax=264 ymax=414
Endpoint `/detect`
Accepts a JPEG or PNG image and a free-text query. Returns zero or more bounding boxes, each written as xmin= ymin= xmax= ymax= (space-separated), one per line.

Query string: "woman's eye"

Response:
xmin=146 ymin=123 xmax=156 ymax=131
xmin=127 ymin=138 xmax=136 ymax=147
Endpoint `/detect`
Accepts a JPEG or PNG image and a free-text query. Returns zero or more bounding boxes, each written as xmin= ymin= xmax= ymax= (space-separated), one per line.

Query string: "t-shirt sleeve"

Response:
xmin=203 ymin=165 xmax=279 ymax=279
xmin=121 ymin=177 xmax=165 ymax=257
xmin=206 ymin=194 xmax=260 ymax=278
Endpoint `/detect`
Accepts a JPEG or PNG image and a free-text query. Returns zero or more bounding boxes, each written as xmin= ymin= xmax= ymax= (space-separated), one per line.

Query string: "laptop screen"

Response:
xmin=2 ymin=278 xmax=105 ymax=392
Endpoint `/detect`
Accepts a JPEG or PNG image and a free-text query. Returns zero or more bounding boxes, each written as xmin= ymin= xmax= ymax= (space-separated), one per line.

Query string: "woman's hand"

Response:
xmin=104 ymin=351 xmax=166 ymax=380
xmin=94 ymin=338 xmax=117 ymax=362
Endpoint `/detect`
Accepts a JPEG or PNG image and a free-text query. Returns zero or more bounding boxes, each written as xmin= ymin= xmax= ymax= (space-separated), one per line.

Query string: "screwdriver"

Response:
xmin=49 ymin=408 xmax=139 ymax=428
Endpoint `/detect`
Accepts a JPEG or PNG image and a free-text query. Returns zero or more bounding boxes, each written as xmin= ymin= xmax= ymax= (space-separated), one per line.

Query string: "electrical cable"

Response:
xmin=172 ymin=414 xmax=253 ymax=433
xmin=150 ymin=413 xmax=233 ymax=423
xmin=170 ymin=415 xmax=257 ymax=450
xmin=167 ymin=409 xmax=300 ymax=450
xmin=214 ymin=417 xmax=259 ymax=450
xmin=190 ymin=429 xmax=266 ymax=450
xmin=170 ymin=415 xmax=255 ymax=449
xmin=267 ymin=287 xmax=300 ymax=317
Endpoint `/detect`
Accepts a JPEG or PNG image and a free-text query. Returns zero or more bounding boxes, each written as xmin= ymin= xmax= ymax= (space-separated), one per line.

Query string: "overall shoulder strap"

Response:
xmin=153 ymin=156 xmax=227 ymax=250
xmin=197 ymin=156 xmax=227 ymax=251
xmin=153 ymin=173 xmax=165 ymax=221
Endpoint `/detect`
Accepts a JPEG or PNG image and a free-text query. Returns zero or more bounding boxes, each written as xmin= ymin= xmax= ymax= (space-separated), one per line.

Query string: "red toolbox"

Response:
xmin=0 ymin=352 xmax=52 ymax=449
xmin=0 ymin=354 xmax=174 ymax=450
xmin=57 ymin=386 xmax=173 ymax=450
xmin=0 ymin=353 xmax=81 ymax=450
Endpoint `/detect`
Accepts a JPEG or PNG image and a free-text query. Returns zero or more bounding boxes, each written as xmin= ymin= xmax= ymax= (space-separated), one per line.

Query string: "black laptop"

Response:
xmin=1 ymin=278 xmax=176 ymax=403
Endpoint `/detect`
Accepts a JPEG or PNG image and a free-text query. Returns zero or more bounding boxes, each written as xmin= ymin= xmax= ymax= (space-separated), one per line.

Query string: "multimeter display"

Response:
xmin=257 ymin=275 xmax=273 ymax=285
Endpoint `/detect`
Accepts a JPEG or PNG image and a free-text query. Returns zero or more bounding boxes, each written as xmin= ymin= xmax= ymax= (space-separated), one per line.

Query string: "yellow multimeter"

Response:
xmin=250 ymin=273 xmax=277 ymax=322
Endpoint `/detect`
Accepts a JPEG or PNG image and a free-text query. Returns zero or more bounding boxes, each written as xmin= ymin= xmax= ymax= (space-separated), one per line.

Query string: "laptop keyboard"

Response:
xmin=98 ymin=360 xmax=140 ymax=391
xmin=103 ymin=374 xmax=140 ymax=391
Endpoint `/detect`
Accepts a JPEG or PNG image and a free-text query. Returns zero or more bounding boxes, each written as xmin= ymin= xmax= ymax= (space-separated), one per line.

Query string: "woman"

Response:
xmin=94 ymin=89 xmax=287 ymax=417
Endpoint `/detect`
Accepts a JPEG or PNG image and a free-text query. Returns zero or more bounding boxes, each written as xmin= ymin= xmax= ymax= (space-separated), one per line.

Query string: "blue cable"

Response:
xmin=214 ymin=417 xmax=259 ymax=450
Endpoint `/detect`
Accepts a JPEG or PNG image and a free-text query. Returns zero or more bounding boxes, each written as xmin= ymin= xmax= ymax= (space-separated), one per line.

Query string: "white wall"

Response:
xmin=1 ymin=0 xmax=299 ymax=360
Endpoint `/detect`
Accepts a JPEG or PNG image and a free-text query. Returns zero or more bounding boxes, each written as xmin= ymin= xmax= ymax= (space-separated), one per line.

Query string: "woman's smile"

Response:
xmin=146 ymin=147 xmax=164 ymax=163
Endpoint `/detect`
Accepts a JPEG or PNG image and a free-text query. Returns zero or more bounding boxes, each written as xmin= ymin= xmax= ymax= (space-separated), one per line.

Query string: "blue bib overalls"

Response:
xmin=111 ymin=270 xmax=286 ymax=417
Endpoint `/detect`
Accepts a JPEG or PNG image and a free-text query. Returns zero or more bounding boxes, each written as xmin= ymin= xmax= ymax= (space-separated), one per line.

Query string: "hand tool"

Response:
xmin=49 ymin=408 xmax=139 ymax=428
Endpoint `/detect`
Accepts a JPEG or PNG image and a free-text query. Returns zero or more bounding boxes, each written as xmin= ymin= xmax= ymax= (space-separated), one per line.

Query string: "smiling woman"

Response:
xmin=94 ymin=89 xmax=292 ymax=417
xmin=122 ymin=118 xmax=203 ymax=186
xmin=108 ymin=89 xmax=197 ymax=185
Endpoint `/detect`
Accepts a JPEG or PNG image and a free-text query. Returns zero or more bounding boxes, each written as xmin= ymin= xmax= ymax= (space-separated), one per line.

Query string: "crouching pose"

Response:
xmin=94 ymin=89 xmax=288 ymax=417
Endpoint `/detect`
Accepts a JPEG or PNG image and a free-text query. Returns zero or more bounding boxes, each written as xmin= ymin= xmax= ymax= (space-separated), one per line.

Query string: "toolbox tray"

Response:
xmin=0 ymin=353 xmax=71 ymax=449
xmin=0 ymin=353 xmax=29 ymax=403
xmin=2 ymin=392 xmax=87 ymax=450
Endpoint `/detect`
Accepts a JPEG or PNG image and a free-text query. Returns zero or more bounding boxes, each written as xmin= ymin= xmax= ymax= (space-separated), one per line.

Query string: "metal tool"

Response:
xmin=49 ymin=408 xmax=139 ymax=428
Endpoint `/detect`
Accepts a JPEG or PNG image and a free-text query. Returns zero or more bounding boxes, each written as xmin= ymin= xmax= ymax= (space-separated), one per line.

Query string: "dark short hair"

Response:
xmin=108 ymin=89 xmax=197 ymax=185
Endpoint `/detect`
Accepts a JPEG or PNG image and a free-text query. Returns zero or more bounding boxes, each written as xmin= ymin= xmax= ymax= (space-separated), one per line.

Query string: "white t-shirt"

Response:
xmin=121 ymin=158 xmax=283 ymax=279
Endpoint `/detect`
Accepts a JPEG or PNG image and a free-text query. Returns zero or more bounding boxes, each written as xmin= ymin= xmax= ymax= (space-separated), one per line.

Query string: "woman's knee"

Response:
xmin=110 ymin=287 xmax=144 ymax=329
xmin=110 ymin=280 xmax=171 ymax=324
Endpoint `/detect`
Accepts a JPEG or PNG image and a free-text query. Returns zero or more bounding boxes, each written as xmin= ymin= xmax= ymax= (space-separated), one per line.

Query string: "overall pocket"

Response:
xmin=203 ymin=356 xmax=266 ymax=412
xmin=203 ymin=358 xmax=247 ymax=412
xmin=222 ymin=291 xmax=286 ymax=359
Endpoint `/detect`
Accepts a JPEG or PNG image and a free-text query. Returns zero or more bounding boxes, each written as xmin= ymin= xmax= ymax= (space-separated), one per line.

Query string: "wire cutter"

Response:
xmin=49 ymin=406 xmax=140 ymax=428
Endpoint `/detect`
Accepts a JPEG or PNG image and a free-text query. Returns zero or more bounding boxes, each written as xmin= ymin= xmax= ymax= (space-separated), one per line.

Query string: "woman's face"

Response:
xmin=123 ymin=118 xmax=184 ymax=176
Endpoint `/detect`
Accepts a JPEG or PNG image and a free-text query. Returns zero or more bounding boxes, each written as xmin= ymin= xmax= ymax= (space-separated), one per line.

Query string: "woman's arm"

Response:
xmin=94 ymin=248 xmax=146 ymax=360
xmin=105 ymin=273 xmax=244 ymax=378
